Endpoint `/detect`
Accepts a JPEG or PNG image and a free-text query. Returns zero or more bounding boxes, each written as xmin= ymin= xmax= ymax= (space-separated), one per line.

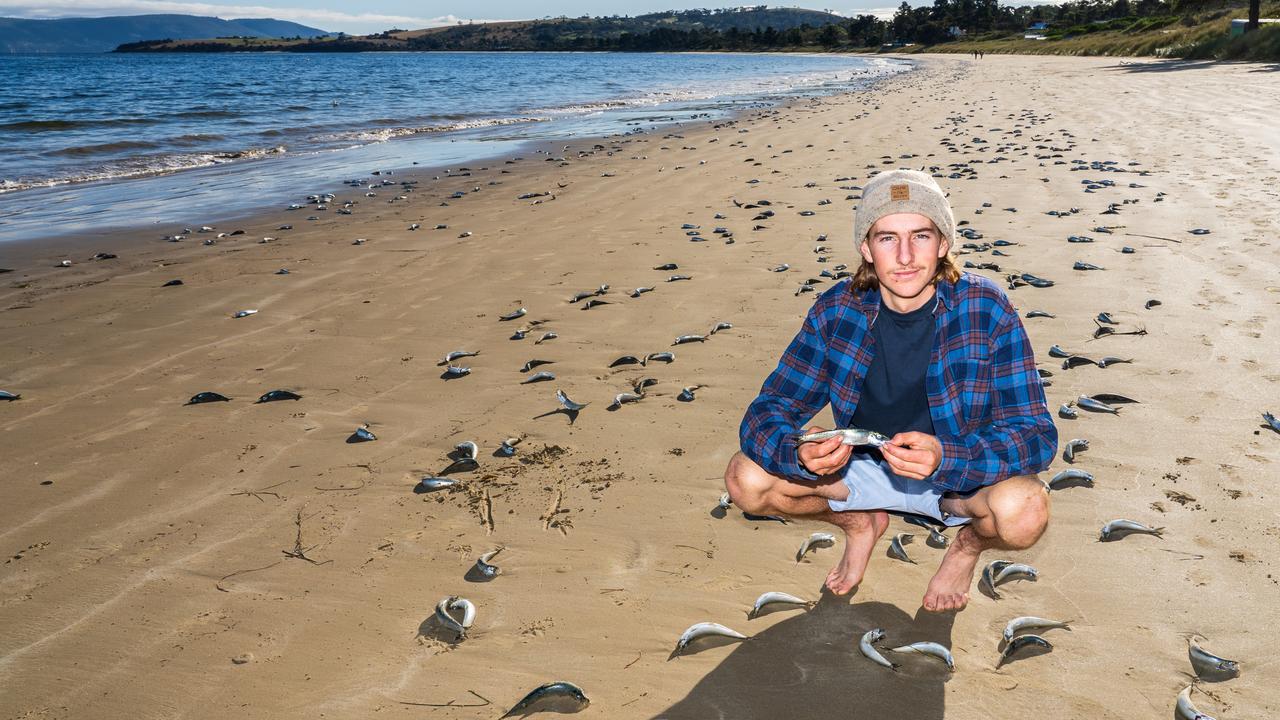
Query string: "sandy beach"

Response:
xmin=2 ymin=54 xmax=1278 ymax=719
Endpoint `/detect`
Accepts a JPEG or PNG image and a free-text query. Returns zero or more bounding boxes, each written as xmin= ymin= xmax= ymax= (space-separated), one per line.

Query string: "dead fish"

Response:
xmin=610 ymin=355 xmax=641 ymax=368
xmin=1063 ymin=438 xmax=1089 ymax=463
xmin=1188 ymin=228 xmax=1211 ymax=235
xmin=771 ymin=263 xmax=790 ymax=272
xmin=1048 ymin=345 xmax=1073 ymax=359
xmin=631 ymin=287 xmax=654 ymax=297
xmin=888 ymin=533 xmax=915 ymax=563
xmin=498 ymin=307 xmax=527 ymax=321
xmin=556 ymin=389 xmax=588 ymax=412
xmin=256 ymin=389 xmax=301 ymax=403
xmin=581 ymin=299 xmax=610 ymax=310
xmin=709 ymin=321 xmax=733 ymax=335
xmin=0 ymin=390 xmax=21 ymax=401
xmin=475 ymin=548 xmax=503 ymax=579
xmin=1188 ymin=639 xmax=1241 ymax=682
xmin=1262 ymin=412 xmax=1280 ymax=434
xmin=434 ymin=596 xmax=469 ymax=639
xmin=673 ymin=334 xmax=707 ymax=345
xmin=231 ymin=309 xmax=258 ymax=318
xmin=654 ymin=263 xmax=678 ymax=270
xmin=1077 ymin=395 xmax=1120 ymax=414
xmin=742 ymin=512 xmax=789 ymax=524
xmin=1058 ymin=403 xmax=1078 ymax=419
xmin=187 ymin=391 xmax=230 ymax=405
xmin=994 ymin=563 xmax=1038 ymax=586
xmin=416 ymin=476 xmax=456 ymax=492
xmin=609 ymin=391 xmax=644 ymax=409
xmin=678 ymin=385 xmax=701 ymax=402
xmin=980 ymin=559 xmax=1013 ymax=598
xmin=1099 ymin=519 xmax=1164 ymax=541
xmin=796 ymin=532 xmax=837 ymax=563
xmin=1175 ymin=685 xmax=1217 ymax=720
xmin=1096 ymin=356 xmax=1132 ymax=368
xmin=998 ymin=634 xmax=1053 ymax=667
xmin=1025 ymin=310 xmax=1056 ymax=319
xmin=443 ymin=365 xmax=471 ymax=378
xmin=521 ymin=359 xmax=554 ymax=372
xmin=535 ymin=332 xmax=558 ymax=344
xmin=1145 ymin=299 xmax=1162 ymax=309
xmin=454 ymin=441 xmax=478 ymax=461
xmin=162 ymin=279 xmax=184 ymax=287
xmin=633 ymin=377 xmax=659 ymax=391
xmin=1003 ymin=617 xmax=1071 ymax=643
xmin=500 ymin=682 xmax=589 ymax=718
xmin=674 ymin=622 xmax=748 ymax=655
xmin=498 ymin=437 xmax=522 ymax=457
xmin=1091 ymin=393 xmax=1139 ymax=404
xmin=859 ymin=629 xmax=899 ymax=670
xmin=1096 ymin=312 xmax=1118 ymax=325
xmin=887 ymin=642 xmax=955 ymax=672
xmin=716 ymin=492 xmax=732 ymax=512
xmin=644 ymin=352 xmax=675 ymax=365
xmin=667 ymin=274 xmax=692 ymax=282
xmin=748 ymin=591 xmax=813 ymax=619
xmin=1062 ymin=356 xmax=1097 ymax=370
xmin=439 ymin=349 xmax=480 ymax=365
xmin=522 ymin=371 xmax=556 ymax=384
xmin=349 ymin=425 xmax=376 ymax=442
xmin=1073 ymin=261 xmax=1105 ymax=271
xmin=795 ymin=428 xmax=889 ymax=448
xmin=1047 ymin=468 xmax=1094 ymax=491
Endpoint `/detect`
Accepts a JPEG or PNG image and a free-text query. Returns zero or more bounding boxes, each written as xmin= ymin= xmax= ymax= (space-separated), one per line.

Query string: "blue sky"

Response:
xmin=0 ymin=1 xmax=915 ymax=34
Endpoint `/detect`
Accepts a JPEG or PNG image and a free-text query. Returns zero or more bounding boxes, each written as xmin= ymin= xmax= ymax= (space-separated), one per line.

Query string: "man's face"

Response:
xmin=859 ymin=213 xmax=949 ymax=311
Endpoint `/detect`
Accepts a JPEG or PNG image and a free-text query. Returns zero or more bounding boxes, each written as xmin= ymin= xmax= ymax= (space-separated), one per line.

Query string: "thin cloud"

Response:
xmin=0 ymin=0 xmax=483 ymax=32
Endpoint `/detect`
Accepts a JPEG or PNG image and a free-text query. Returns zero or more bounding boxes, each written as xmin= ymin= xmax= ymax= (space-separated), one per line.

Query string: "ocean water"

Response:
xmin=0 ymin=52 xmax=910 ymax=241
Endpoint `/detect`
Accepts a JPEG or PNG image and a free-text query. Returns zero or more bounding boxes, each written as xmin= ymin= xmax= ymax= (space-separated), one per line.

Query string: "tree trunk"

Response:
xmin=1248 ymin=0 xmax=1261 ymax=30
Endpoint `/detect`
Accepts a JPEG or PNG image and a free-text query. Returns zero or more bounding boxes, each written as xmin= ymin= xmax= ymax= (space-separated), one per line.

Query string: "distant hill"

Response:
xmin=0 ymin=14 xmax=330 ymax=53
xmin=116 ymin=7 xmax=851 ymax=52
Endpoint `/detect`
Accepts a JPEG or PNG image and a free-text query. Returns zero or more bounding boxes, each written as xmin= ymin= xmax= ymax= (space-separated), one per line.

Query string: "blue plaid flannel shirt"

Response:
xmin=739 ymin=272 xmax=1057 ymax=493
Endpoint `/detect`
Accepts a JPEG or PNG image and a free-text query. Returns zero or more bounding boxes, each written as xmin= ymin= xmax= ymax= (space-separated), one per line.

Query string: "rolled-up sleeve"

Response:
xmin=931 ymin=312 xmax=1057 ymax=492
xmin=738 ymin=306 xmax=832 ymax=483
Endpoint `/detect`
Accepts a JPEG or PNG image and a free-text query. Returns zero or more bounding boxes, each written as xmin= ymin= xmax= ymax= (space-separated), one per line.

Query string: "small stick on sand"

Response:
xmin=281 ymin=507 xmax=332 ymax=565
xmin=230 ymin=479 xmax=290 ymax=502
xmin=1125 ymin=232 xmax=1182 ymax=243
xmin=542 ymin=490 xmax=563 ymax=530
xmin=397 ymin=690 xmax=491 ymax=707
xmin=216 ymin=561 xmax=283 ymax=592
xmin=482 ymin=489 xmax=495 ymax=534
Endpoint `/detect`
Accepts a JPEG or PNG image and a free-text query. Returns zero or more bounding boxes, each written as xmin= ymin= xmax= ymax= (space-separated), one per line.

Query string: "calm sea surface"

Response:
xmin=0 ymin=52 xmax=910 ymax=241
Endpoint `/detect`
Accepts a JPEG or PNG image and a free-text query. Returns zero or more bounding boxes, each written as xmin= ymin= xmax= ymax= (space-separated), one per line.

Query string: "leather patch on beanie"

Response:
xmin=889 ymin=183 xmax=910 ymax=201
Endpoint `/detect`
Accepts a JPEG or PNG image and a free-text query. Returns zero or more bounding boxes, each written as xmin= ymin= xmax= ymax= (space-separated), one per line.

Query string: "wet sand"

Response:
xmin=1 ymin=54 xmax=1278 ymax=719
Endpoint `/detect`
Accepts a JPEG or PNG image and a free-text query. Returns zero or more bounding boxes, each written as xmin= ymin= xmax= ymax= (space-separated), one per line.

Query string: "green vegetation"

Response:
xmin=114 ymin=2 xmax=1280 ymax=61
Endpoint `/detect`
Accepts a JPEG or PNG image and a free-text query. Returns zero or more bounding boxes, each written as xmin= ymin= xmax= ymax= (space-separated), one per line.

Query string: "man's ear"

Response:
xmin=858 ymin=238 xmax=873 ymax=264
xmin=937 ymin=235 xmax=950 ymax=259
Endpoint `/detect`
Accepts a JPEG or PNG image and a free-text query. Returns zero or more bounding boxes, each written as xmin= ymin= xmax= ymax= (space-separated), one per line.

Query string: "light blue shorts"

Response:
xmin=827 ymin=453 xmax=972 ymax=527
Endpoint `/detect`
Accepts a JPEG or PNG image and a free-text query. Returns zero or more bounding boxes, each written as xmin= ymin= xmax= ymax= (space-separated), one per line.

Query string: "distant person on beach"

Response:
xmin=726 ymin=170 xmax=1057 ymax=612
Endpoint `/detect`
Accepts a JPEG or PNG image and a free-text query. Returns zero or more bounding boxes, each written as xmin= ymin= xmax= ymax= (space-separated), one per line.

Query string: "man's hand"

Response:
xmin=797 ymin=425 xmax=852 ymax=477
xmin=882 ymin=432 xmax=943 ymax=480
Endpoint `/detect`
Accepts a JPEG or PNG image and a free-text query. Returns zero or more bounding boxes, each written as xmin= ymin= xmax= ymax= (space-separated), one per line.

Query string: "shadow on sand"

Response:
xmin=653 ymin=593 xmax=954 ymax=720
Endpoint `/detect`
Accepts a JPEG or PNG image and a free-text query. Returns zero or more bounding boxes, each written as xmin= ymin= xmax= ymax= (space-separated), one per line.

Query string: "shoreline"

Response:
xmin=1 ymin=53 xmax=1277 ymax=719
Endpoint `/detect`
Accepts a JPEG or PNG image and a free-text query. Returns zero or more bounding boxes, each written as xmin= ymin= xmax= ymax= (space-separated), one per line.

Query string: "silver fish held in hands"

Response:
xmin=796 ymin=532 xmax=836 ymax=563
xmin=887 ymin=642 xmax=955 ymax=672
xmin=1188 ymin=640 xmax=1241 ymax=681
xmin=673 ymin=622 xmax=748 ymax=655
xmin=859 ymin=629 xmax=899 ymax=670
xmin=998 ymin=634 xmax=1052 ymax=667
xmin=1100 ymin=519 xmax=1164 ymax=541
xmin=500 ymin=681 xmax=590 ymax=719
xmin=794 ymin=428 xmax=890 ymax=447
xmin=747 ymin=591 xmax=813 ymax=619
xmin=1176 ymin=685 xmax=1218 ymax=720
xmin=1003 ymin=616 xmax=1071 ymax=643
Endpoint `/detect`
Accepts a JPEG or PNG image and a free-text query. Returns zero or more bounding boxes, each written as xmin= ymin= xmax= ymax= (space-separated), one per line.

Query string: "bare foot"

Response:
xmin=922 ymin=526 xmax=984 ymax=611
xmin=825 ymin=511 xmax=889 ymax=595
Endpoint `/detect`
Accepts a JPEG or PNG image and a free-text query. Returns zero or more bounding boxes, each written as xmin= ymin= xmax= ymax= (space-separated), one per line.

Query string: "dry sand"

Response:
xmin=2 ymin=54 xmax=1278 ymax=719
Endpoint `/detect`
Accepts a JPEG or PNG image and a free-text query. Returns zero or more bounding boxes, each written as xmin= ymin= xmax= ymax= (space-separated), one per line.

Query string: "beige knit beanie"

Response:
xmin=852 ymin=169 xmax=955 ymax=246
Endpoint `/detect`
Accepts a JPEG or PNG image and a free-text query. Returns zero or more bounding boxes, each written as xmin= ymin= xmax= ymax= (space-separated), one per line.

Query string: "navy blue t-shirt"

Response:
xmin=850 ymin=298 xmax=937 ymax=440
